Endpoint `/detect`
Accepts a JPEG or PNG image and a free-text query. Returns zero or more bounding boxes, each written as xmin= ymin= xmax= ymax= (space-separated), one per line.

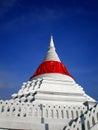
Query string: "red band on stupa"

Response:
xmin=30 ymin=60 xmax=73 ymax=79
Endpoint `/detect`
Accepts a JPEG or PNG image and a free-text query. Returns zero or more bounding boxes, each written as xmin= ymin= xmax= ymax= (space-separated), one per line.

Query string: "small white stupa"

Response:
xmin=0 ymin=36 xmax=98 ymax=130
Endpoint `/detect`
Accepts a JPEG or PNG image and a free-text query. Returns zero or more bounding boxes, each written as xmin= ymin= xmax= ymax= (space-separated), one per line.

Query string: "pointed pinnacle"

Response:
xmin=43 ymin=36 xmax=60 ymax=62
xmin=49 ymin=35 xmax=55 ymax=48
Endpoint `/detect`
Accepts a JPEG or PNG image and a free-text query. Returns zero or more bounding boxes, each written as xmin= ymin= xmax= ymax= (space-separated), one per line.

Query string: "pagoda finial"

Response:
xmin=50 ymin=35 xmax=55 ymax=48
xmin=43 ymin=36 xmax=60 ymax=62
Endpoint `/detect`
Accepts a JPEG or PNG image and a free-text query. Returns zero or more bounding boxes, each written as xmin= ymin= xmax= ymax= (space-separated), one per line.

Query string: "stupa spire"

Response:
xmin=44 ymin=36 xmax=60 ymax=62
xmin=49 ymin=35 xmax=55 ymax=48
xmin=30 ymin=36 xmax=73 ymax=79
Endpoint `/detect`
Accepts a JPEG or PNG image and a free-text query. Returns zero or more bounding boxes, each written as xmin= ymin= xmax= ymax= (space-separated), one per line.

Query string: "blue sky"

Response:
xmin=0 ymin=0 xmax=98 ymax=101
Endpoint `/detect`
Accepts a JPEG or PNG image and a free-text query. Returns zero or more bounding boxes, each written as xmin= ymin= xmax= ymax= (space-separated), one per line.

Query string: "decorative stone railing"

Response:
xmin=63 ymin=104 xmax=98 ymax=130
xmin=0 ymin=100 xmax=87 ymax=120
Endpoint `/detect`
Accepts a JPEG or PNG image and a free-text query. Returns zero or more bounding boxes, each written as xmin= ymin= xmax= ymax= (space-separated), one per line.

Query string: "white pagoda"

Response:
xmin=0 ymin=36 xmax=98 ymax=130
